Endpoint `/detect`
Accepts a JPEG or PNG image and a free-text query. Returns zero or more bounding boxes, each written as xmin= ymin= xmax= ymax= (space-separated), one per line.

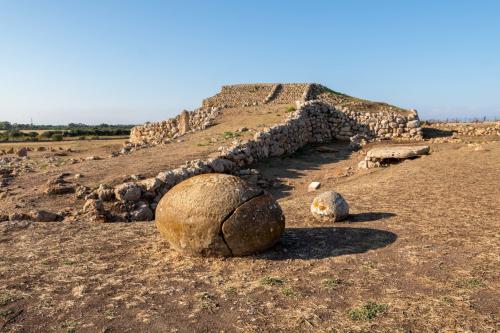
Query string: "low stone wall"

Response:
xmin=425 ymin=122 xmax=500 ymax=136
xmin=129 ymin=107 xmax=220 ymax=145
xmin=96 ymin=99 xmax=422 ymax=221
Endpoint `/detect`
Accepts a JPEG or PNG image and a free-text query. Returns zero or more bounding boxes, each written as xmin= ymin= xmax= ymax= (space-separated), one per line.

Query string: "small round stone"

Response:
xmin=311 ymin=191 xmax=349 ymax=222
xmin=155 ymin=173 xmax=285 ymax=257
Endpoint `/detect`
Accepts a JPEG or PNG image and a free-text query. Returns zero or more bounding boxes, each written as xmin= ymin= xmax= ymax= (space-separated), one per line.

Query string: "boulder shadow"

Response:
xmin=257 ymin=227 xmax=397 ymax=260
xmin=345 ymin=212 xmax=396 ymax=223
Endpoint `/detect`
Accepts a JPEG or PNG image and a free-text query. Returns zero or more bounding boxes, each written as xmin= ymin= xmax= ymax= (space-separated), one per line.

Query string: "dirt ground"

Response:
xmin=0 ymin=104 xmax=292 ymax=216
xmin=1 ymin=127 xmax=499 ymax=332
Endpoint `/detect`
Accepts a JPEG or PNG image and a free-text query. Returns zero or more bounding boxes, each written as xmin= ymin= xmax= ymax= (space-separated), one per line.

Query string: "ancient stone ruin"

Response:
xmin=85 ymin=83 xmax=426 ymax=221
xmin=129 ymin=83 xmax=422 ymax=146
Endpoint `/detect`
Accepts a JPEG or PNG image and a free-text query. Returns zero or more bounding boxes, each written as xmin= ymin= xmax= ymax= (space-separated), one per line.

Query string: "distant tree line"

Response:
xmin=0 ymin=121 xmax=134 ymax=142
xmin=0 ymin=121 xmax=134 ymax=131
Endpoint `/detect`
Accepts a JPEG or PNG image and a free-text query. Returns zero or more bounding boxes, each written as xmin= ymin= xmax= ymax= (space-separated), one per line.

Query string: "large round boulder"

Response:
xmin=311 ymin=191 xmax=349 ymax=222
xmin=155 ymin=173 xmax=285 ymax=257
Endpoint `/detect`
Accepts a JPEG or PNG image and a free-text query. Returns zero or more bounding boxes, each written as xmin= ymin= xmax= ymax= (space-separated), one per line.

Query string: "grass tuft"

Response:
xmin=458 ymin=278 xmax=482 ymax=288
xmin=322 ymin=277 xmax=350 ymax=289
xmin=260 ymin=276 xmax=284 ymax=286
xmin=0 ymin=292 xmax=15 ymax=306
xmin=222 ymin=131 xmax=240 ymax=139
xmin=347 ymin=301 xmax=388 ymax=321
xmin=281 ymin=287 xmax=294 ymax=297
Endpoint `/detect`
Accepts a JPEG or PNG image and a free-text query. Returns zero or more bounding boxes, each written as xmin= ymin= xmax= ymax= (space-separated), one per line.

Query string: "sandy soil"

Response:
xmin=1 ymin=134 xmax=499 ymax=332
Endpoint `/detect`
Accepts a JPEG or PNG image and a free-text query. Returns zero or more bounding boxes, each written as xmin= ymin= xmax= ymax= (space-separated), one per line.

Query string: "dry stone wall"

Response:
xmin=203 ymin=84 xmax=275 ymax=108
xmin=105 ymin=98 xmax=422 ymax=221
xmin=202 ymin=83 xmax=313 ymax=108
xmin=129 ymin=107 xmax=220 ymax=145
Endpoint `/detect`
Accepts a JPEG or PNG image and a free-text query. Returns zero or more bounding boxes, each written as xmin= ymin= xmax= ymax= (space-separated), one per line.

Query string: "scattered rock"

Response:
xmin=82 ymin=199 xmax=107 ymax=223
xmin=357 ymin=159 xmax=379 ymax=170
xmin=311 ymin=191 xmax=349 ymax=222
xmin=0 ymin=214 xmax=8 ymax=222
xmin=130 ymin=202 xmax=154 ymax=221
xmin=97 ymin=184 xmax=115 ymax=201
xmin=83 ymin=199 xmax=104 ymax=214
xmin=9 ymin=212 xmax=31 ymax=221
xmin=130 ymin=174 xmax=144 ymax=181
xmin=85 ymin=156 xmax=102 ymax=161
xmin=30 ymin=210 xmax=61 ymax=222
xmin=155 ymin=173 xmax=284 ymax=257
xmin=308 ymin=181 xmax=321 ymax=192
xmin=114 ymin=183 xmax=142 ymax=202
xmin=16 ymin=147 xmax=28 ymax=157
xmin=45 ymin=184 xmax=75 ymax=195
xmin=75 ymin=185 xmax=91 ymax=199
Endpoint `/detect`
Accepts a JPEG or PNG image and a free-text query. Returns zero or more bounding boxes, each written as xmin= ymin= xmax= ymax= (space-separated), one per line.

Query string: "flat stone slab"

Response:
xmin=367 ymin=145 xmax=430 ymax=160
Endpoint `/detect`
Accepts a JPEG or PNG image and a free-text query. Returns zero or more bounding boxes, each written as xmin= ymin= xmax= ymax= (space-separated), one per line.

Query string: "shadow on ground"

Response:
xmin=346 ymin=212 xmax=396 ymax=223
xmin=422 ymin=127 xmax=454 ymax=139
xmin=252 ymin=141 xmax=353 ymax=199
xmin=257 ymin=226 xmax=397 ymax=260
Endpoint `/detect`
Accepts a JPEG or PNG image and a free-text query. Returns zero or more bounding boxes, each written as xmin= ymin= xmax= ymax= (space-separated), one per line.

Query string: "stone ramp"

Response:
xmin=202 ymin=83 xmax=312 ymax=108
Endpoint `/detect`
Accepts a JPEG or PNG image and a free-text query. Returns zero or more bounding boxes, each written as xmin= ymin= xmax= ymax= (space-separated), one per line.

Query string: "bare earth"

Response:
xmin=1 ymin=126 xmax=499 ymax=332
xmin=0 ymin=104 xmax=291 ymax=216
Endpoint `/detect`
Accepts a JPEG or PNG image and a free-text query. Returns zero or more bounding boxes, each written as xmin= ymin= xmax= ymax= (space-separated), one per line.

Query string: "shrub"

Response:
xmin=222 ymin=131 xmax=240 ymax=139
xmin=7 ymin=130 xmax=23 ymax=138
xmin=51 ymin=134 xmax=63 ymax=141
xmin=285 ymin=106 xmax=296 ymax=113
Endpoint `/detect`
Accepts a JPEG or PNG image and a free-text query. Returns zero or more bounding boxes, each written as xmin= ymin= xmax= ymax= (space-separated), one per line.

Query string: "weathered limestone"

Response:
xmin=366 ymin=145 xmax=430 ymax=160
xmin=311 ymin=191 xmax=349 ymax=222
xmin=155 ymin=174 xmax=284 ymax=257
xmin=114 ymin=183 xmax=142 ymax=202
xmin=359 ymin=145 xmax=430 ymax=169
xmin=30 ymin=210 xmax=61 ymax=222
xmin=308 ymin=182 xmax=321 ymax=192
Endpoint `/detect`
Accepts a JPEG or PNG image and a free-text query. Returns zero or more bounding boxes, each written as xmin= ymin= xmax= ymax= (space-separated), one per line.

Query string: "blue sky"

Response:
xmin=0 ymin=0 xmax=499 ymax=124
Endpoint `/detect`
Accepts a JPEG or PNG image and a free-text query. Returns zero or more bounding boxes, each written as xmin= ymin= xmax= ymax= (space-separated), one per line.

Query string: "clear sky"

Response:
xmin=1 ymin=0 xmax=499 ymax=124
